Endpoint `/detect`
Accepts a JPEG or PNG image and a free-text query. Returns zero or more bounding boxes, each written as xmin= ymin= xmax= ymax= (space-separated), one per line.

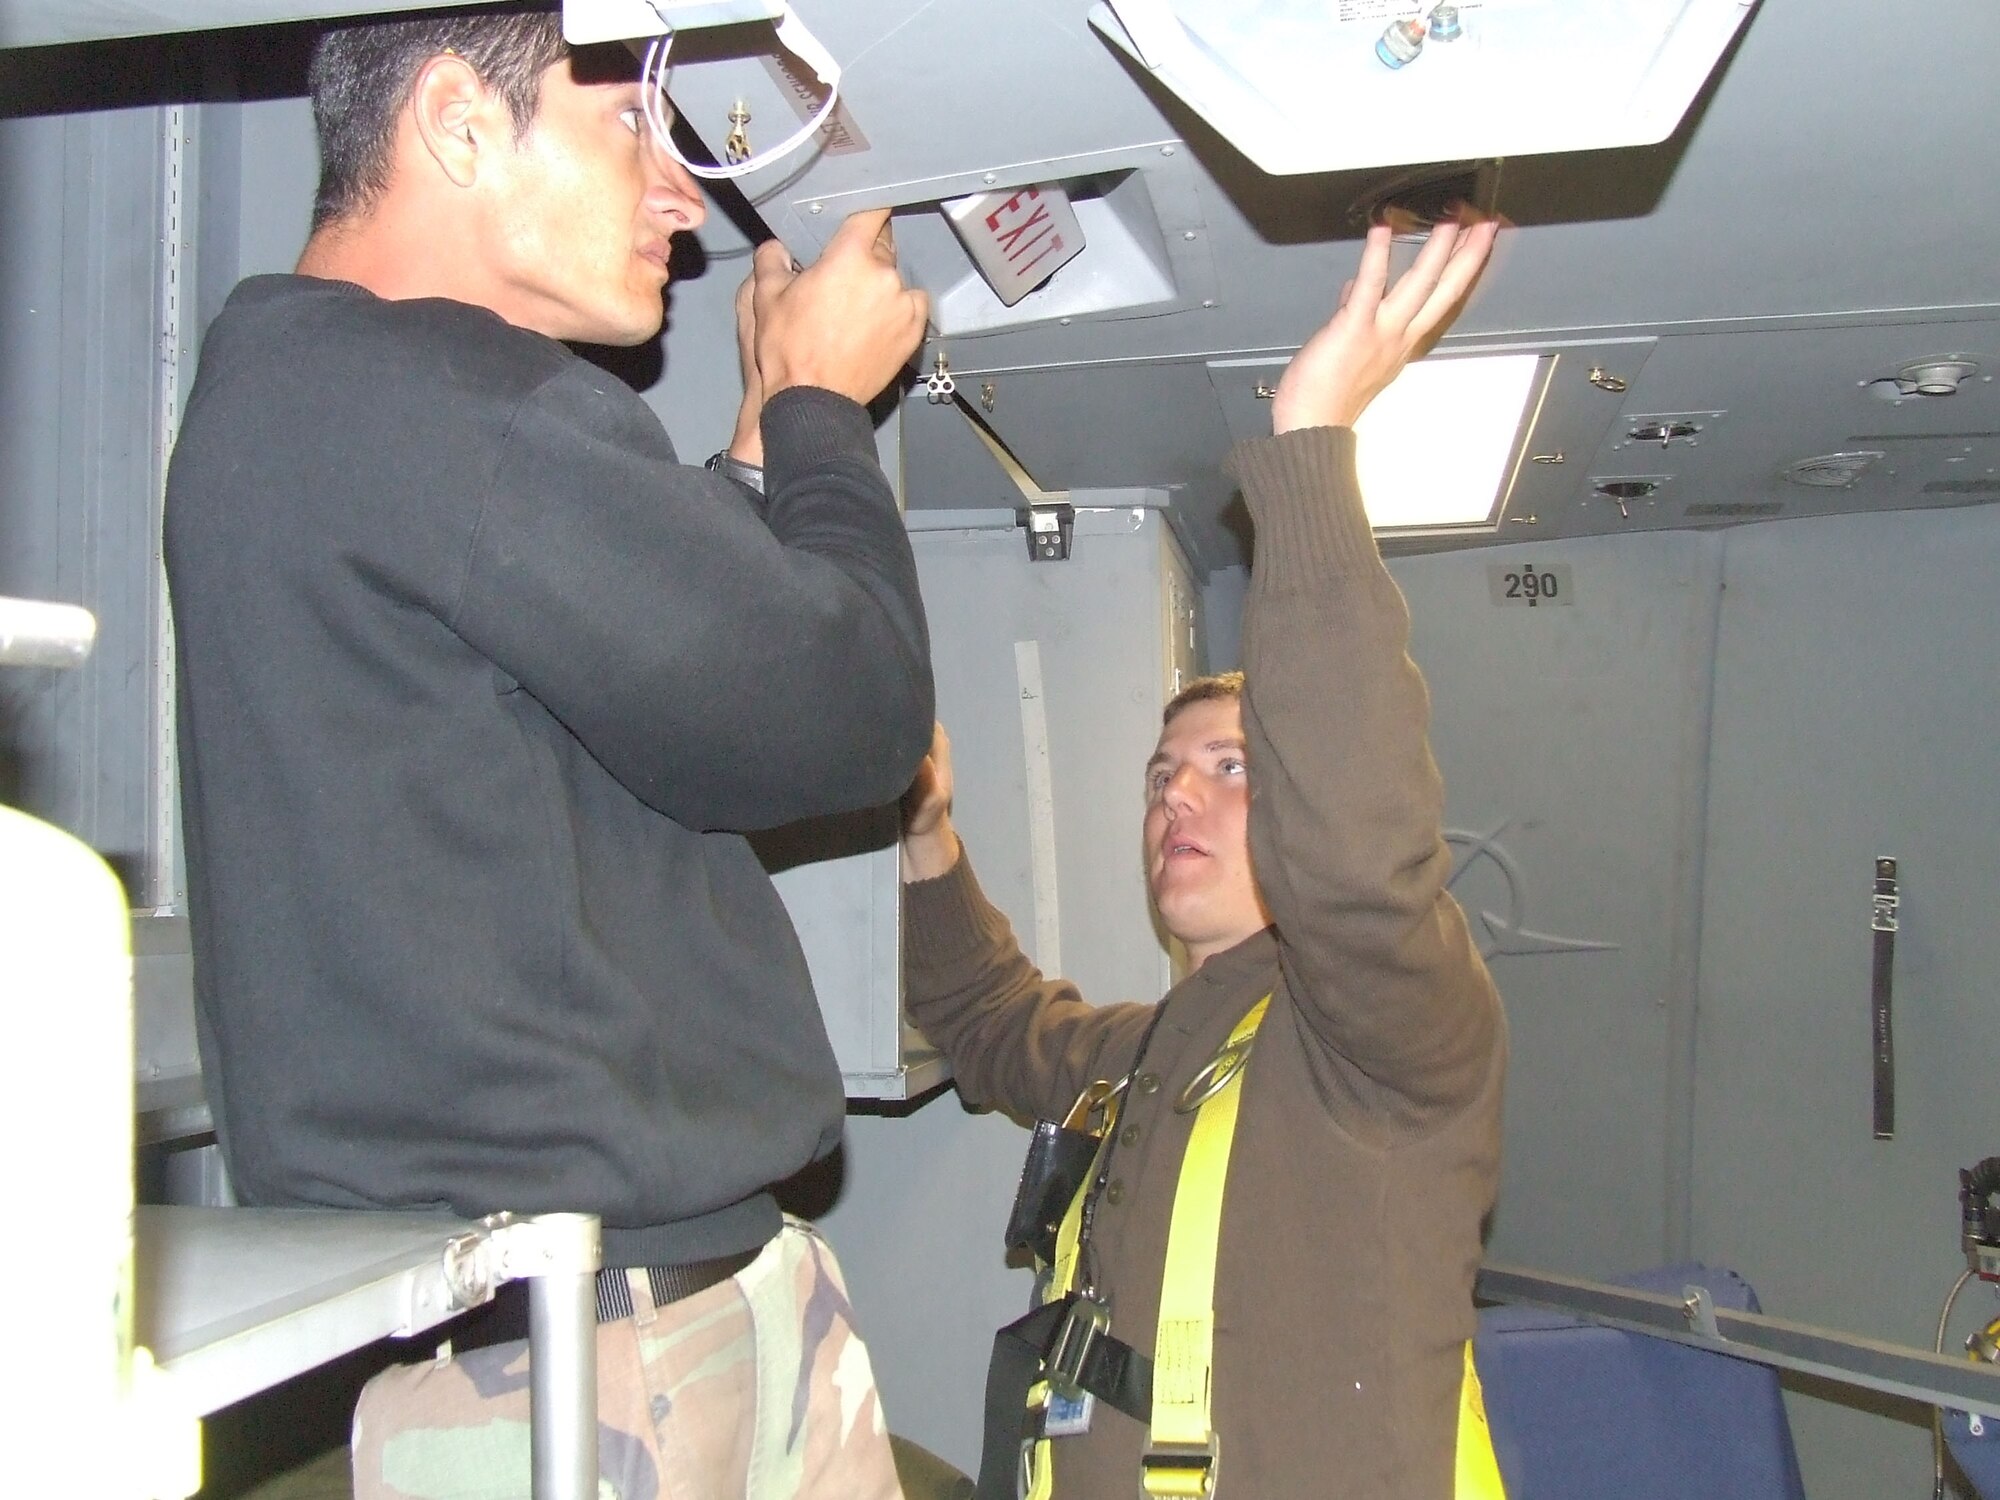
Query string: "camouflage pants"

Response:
xmin=351 ymin=1218 xmax=902 ymax=1500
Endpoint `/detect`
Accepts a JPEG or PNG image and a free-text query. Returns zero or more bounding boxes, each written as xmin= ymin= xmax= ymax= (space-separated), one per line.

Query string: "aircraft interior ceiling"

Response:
xmin=4 ymin=0 xmax=1996 ymax=576
xmin=7 ymin=8 xmax=2000 ymax=1497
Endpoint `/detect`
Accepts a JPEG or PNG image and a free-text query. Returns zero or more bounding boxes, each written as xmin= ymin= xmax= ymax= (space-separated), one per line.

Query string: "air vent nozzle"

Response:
xmin=1866 ymin=358 xmax=1982 ymax=401
xmin=1901 ymin=359 xmax=1979 ymax=396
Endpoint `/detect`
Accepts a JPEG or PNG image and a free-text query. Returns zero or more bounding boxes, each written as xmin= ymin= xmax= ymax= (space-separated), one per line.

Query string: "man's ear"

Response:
xmin=408 ymin=52 xmax=498 ymax=190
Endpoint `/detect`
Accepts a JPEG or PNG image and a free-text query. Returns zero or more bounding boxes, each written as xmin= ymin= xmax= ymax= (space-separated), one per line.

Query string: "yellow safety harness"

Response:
xmin=1024 ymin=994 xmax=1506 ymax=1500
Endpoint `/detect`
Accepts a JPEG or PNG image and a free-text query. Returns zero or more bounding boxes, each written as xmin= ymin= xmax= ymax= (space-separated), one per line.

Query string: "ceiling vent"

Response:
xmin=1613 ymin=410 xmax=1724 ymax=451
xmin=1593 ymin=478 xmax=1664 ymax=500
xmin=1630 ymin=420 xmax=1700 ymax=444
xmin=1780 ymin=451 xmax=1884 ymax=489
xmin=1589 ymin=476 xmax=1668 ymax=519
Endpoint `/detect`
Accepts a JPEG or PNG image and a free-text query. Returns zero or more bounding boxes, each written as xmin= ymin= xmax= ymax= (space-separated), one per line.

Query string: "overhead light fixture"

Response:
xmin=1351 ymin=352 xmax=1547 ymax=533
xmin=1089 ymin=0 xmax=1760 ymax=176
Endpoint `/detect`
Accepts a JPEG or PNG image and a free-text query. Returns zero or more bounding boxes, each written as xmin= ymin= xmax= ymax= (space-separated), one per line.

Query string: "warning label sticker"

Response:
xmin=761 ymin=55 xmax=870 ymax=156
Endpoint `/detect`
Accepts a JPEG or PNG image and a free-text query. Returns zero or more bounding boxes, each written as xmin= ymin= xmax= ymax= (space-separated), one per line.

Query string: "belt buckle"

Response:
xmin=1043 ymin=1294 xmax=1109 ymax=1404
xmin=1141 ymin=1436 xmax=1220 ymax=1498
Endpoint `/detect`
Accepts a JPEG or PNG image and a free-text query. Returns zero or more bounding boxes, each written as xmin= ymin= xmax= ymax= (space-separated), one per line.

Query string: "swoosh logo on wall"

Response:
xmin=1445 ymin=823 xmax=1619 ymax=959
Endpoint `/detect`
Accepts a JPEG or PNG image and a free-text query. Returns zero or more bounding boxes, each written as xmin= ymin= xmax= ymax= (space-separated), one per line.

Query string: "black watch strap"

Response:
xmin=704 ymin=450 xmax=765 ymax=495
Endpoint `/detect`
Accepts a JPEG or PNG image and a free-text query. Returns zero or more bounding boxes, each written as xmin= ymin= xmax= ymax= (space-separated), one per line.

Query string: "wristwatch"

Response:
xmin=704 ymin=450 xmax=765 ymax=495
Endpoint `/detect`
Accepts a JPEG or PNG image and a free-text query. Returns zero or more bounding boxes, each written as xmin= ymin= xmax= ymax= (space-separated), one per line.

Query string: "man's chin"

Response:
xmin=1151 ymin=891 xmax=1205 ymax=945
xmin=564 ymin=314 xmax=665 ymax=351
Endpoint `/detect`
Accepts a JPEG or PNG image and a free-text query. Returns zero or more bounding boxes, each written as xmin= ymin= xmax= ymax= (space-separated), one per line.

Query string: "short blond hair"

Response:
xmin=1162 ymin=671 xmax=1244 ymax=728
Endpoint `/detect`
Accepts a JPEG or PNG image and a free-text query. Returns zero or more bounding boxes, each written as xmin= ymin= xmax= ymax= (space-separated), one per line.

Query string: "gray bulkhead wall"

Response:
xmin=1692 ymin=504 xmax=2000 ymax=1500
xmin=1194 ymin=515 xmax=1997 ymax=1500
xmin=818 ymin=510 xmax=1189 ymax=1468
xmin=1384 ymin=532 xmax=1725 ymax=1276
xmin=0 ymin=83 xmax=172 ymax=895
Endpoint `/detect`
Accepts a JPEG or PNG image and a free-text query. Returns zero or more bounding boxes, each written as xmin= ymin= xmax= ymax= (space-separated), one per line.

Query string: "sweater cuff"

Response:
xmin=760 ymin=387 xmax=878 ymax=488
xmin=903 ymin=851 xmax=1011 ymax=977
xmin=1222 ymin=427 xmax=1381 ymax=592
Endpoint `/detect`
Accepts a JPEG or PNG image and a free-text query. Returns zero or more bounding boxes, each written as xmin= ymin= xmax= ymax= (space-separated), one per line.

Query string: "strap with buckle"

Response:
xmin=1141 ymin=1438 xmax=1220 ymax=1499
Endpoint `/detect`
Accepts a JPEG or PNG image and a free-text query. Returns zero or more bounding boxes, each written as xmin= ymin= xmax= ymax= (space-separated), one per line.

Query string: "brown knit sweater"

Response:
xmin=902 ymin=425 xmax=1507 ymax=1498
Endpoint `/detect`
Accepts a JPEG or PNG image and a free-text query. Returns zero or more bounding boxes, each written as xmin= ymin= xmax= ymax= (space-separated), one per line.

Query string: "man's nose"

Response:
xmin=1163 ymin=764 xmax=1203 ymax=814
xmin=644 ymin=145 xmax=707 ymax=234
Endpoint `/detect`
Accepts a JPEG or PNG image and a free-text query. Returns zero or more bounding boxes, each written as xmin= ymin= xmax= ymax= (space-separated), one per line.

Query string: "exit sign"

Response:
xmin=942 ymin=184 xmax=1087 ymax=307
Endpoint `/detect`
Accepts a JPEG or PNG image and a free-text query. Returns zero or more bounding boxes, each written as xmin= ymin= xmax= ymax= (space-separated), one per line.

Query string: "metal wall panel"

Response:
xmin=1382 ymin=530 xmax=1724 ymax=1275
xmin=0 ymin=102 xmax=170 ymax=898
xmin=1695 ymin=503 xmax=2000 ymax=1500
xmin=819 ymin=508 xmax=1183 ymax=1471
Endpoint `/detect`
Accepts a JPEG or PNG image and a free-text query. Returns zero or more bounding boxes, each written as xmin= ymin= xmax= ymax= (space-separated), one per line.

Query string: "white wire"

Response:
xmin=639 ymin=7 xmax=842 ymax=182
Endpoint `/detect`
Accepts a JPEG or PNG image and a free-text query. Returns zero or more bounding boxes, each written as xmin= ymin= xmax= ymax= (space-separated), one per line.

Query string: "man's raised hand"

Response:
xmin=1272 ymin=212 xmax=1500 ymax=435
xmin=751 ymin=209 xmax=930 ymax=408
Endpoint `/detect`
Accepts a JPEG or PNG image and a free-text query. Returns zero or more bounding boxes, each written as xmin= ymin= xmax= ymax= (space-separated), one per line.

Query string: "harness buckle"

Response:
xmin=1042 ymin=1294 xmax=1110 ymax=1404
xmin=1140 ymin=1436 xmax=1220 ymax=1498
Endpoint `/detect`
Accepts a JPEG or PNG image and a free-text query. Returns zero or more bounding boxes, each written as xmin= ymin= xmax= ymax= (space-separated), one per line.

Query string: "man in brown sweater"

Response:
xmin=898 ymin=213 xmax=1505 ymax=1498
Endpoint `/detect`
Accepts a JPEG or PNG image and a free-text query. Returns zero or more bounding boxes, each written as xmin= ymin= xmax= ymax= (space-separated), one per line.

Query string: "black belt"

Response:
xmin=596 ymin=1247 xmax=761 ymax=1323
xmin=975 ymin=1295 xmax=1154 ymax=1500
xmin=454 ymin=1246 xmax=760 ymax=1349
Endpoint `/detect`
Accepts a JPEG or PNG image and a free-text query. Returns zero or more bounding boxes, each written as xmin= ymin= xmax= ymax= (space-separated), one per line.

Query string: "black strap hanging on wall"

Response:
xmin=1871 ymin=857 xmax=1899 ymax=1141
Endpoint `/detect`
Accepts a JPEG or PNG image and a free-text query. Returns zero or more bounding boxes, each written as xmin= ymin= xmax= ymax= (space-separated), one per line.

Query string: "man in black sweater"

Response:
xmin=163 ymin=12 xmax=931 ymax=1496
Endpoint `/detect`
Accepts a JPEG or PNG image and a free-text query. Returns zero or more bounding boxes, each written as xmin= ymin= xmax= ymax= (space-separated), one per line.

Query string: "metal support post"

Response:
xmin=529 ymin=1254 xmax=600 ymax=1500
xmin=442 ymin=1210 xmax=603 ymax=1500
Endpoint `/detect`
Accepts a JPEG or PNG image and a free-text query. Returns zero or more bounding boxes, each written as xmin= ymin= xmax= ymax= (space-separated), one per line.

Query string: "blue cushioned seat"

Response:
xmin=1946 ymin=1407 xmax=2000 ymax=1500
xmin=1474 ymin=1262 xmax=1806 ymax=1500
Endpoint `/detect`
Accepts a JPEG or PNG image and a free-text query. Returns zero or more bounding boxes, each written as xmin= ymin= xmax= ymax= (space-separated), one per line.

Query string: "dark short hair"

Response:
xmin=1162 ymin=670 xmax=1244 ymax=728
xmin=307 ymin=8 xmax=569 ymax=232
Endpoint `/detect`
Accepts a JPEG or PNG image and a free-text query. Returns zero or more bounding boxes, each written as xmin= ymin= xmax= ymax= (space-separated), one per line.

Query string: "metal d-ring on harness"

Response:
xmin=977 ymin=993 xmax=1509 ymax=1500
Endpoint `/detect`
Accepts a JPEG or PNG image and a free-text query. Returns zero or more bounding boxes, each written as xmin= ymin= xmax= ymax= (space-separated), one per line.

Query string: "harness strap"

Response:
xmin=974 ymin=1301 xmax=1062 ymax=1500
xmin=991 ymin=989 xmax=1509 ymax=1500
xmin=1457 ymin=1343 xmax=1506 ymax=1500
xmin=1141 ymin=994 xmax=1269 ymax=1497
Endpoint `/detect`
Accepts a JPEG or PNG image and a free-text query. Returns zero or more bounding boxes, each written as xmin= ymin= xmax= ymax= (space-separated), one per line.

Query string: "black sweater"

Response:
xmin=164 ymin=276 xmax=932 ymax=1265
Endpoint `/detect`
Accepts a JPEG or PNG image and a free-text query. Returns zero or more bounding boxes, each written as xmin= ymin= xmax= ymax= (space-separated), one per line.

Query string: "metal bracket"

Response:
xmin=1681 ymin=1283 xmax=1723 ymax=1341
xmin=440 ymin=1211 xmax=604 ymax=1311
xmin=925 ymin=348 xmax=957 ymax=405
xmin=1871 ymin=857 xmax=1900 ymax=933
xmin=1020 ymin=502 xmax=1077 ymax=562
